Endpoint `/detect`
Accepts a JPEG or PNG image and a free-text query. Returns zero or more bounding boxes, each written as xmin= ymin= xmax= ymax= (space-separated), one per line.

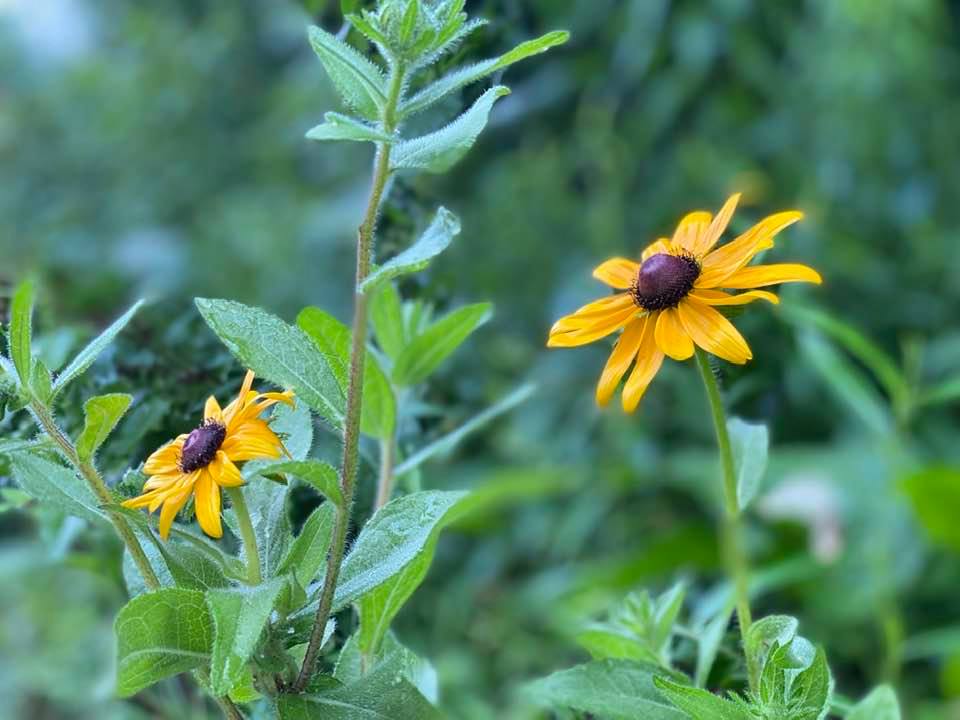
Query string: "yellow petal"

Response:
xmin=204 ymin=396 xmax=223 ymax=422
xmin=549 ymin=294 xmax=635 ymax=333
xmin=698 ymin=211 xmax=803 ymax=287
xmin=193 ymin=469 xmax=223 ymax=539
xmin=595 ymin=318 xmax=646 ymax=407
xmin=622 ymin=317 xmax=665 ymax=413
xmin=677 ymin=298 xmax=752 ymax=364
xmin=593 ymin=258 xmax=639 ymax=289
xmin=721 ymin=263 xmax=822 ymax=289
xmin=689 ymin=289 xmax=780 ymax=306
xmin=654 ymin=308 xmax=694 ymax=361
xmin=548 ymin=305 xmax=639 ymax=348
xmin=641 ymin=238 xmax=674 ymax=261
xmin=158 ymin=485 xmax=192 ymax=540
xmin=691 ymin=193 xmax=740 ymax=257
xmin=144 ymin=436 xmax=186 ymax=476
xmin=214 ymin=451 xmax=245 ymax=487
xmin=671 ymin=211 xmax=712 ymax=253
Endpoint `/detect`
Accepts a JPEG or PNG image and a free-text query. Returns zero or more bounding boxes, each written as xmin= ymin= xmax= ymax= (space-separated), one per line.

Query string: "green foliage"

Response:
xmin=391 ymin=302 xmax=491 ymax=386
xmin=76 ymin=393 xmax=132 ymax=462
xmin=9 ymin=279 xmax=35 ymax=386
xmin=9 ymin=451 xmax=107 ymax=524
xmin=259 ymin=459 xmax=343 ymax=507
xmin=847 ymin=686 xmax=901 ymax=720
xmin=653 ymin=678 xmax=753 ymax=720
xmin=728 ymin=416 xmax=769 ymax=510
xmin=899 ymin=466 xmax=960 ymax=552
xmin=276 ymin=503 xmax=336 ymax=586
xmin=307 ymin=25 xmax=387 ymax=121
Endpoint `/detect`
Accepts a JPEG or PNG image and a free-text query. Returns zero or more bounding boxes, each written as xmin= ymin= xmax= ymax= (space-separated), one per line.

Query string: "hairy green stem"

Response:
xmin=227 ymin=486 xmax=262 ymax=585
xmin=374 ymin=435 xmax=396 ymax=509
xmin=693 ymin=348 xmax=757 ymax=690
xmin=213 ymin=693 xmax=245 ymax=720
xmin=30 ymin=401 xmax=161 ymax=591
xmin=291 ymin=65 xmax=406 ymax=694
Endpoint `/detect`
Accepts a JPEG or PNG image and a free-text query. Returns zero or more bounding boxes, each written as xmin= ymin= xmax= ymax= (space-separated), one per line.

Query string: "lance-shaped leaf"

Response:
xmin=195 ymin=298 xmax=345 ymax=431
xmin=727 ymin=416 xmax=769 ymax=511
xmin=77 ymin=393 xmax=133 ymax=461
xmin=306 ymin=112 xmax=395 ymax=144
xmin=400 ymin=30 xmax=570 ymax=117
xmin=360 ymin=207 xmax=461 ymax=293
xmin=391 ymin=302 xmax=492 ymax=386
xmin=391 ymin=86 xmax=510 ymax=173
xmin=52 ymin=300 xmax=144 ymax=399
xmin=115 ymin=588 xmax=213 ymax=697
xmin=276 ymin=502 xmax=336 ymax=587
xmin=9 ymin=451 xmax=106 ymax=524
xmin=9 ymin=279 xmax=35 ymax=385
xmin=256 ymin=459 xmax=343 ymax=507
xmin=369 ymin=282 xmax=405 ymax=360
xmin=308 ymin=25 xmax=387 ymax=120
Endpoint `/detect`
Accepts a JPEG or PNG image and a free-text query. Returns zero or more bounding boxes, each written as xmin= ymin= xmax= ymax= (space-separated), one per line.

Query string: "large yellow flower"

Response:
xmin=123 ymin=370 xmax=294 ymax=539
xmin=547 ymin=194 xmax=821 ymax=412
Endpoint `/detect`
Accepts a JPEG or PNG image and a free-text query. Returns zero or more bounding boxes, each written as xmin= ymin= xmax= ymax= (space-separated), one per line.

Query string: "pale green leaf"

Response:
xmin=9 ymin=451 xmax=106 ymax=524
xmin=847 ymin=686 xmax=901 ymax=720
xmin=727 ymin=416 xmax=769 ymax=510
xmin=306 ymin=112 xmax=395 ymax=144
xmin=308 ymin=25 xmax=386 ymax=120
xmin=77 ymin=393 xmax=133 ymax=461
xmin=9 ymin=279 xmax=34 ymax=385
xmin=791 ymin=647 xmax=833 ymax=720
xmin=369 ymin=282 xmax=406 ymax=360
xmin=694 ymin=605 xmax=732 ymax=688
xmin=277 ymin=503 xmax=336 ymax=586
xmin=29 ymin=360 xmax=52 ymax=404
xmin=746 ymin=615 xmax=799 ymax=681
xmin=575 ymin=627 xmax=658 ymax=664
xmin=257 ymin=459 xmax=343 ymax=507
xmin=392 ymin=302 xmax=491 ymax=386
xmin=653 ymin=678 xmax=752 ymax=720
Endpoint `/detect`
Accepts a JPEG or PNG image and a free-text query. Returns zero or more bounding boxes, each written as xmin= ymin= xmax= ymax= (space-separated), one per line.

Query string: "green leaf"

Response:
xmin=575 ymin=627 xmax=658 ymax=664
xmin=400 ymin=30 xmax=570 ymax=117
xmin=306 ymin=112 xmax=395 ymax=144
xmin=76 ymin=393 xmax=133 ymax=462
xmin=653 ymin=678 xmax=753 ymax=720
xmin=115 ymin=588 xmax=213 ymax=697
xmin=391 ymin=87 xmax=510 ymax=173
xmin=258 ymin=459 xmax=342 ymax=507
xmin=525 ymin=660 xmax=686 ymax=720
xmin=369 ymin=282 xmax=406 ymax=360
xmin=9 ymin=279 xmax=34 ymax=385
xmin=392 ymin=302 xmax=491 ymax=386
xmin=241 ymin=481 xmax=291 ymax=579
xmin=694 ymin=605 xmax=732 ymax=688
xmin=206 ymin=578 xmax=287 ymax=696
xmin=277 ymin=502 xmax=336 ymax=586
xmin=791 ymin=647 xmax=833 ymax=720
xmin=900 ymin=466 xmax=960 ymax=553
xmin=335 ymin=633 xmax=438 ymax=703
xmin=847 ymin=686 xmax=901 ymax=720
xmin=29 ymin=360 xmax=53 ymax=404
xmin=195 ymin=298 xmax=345 ymax=431
xmin=296 ymin=306 xmax=396 ymax=439
xmin=919 ymin=373 xmax=960 ymax=408
xmin=360 ymin=207 xmax=461 ymax=293
xmin=308 ymin=25 xmax=387 ymax=120
xmin=52 ymin=300 xmax=144 ymax=398
xmin=9 ymin=451 xmax=106 ymax=524
xmin=746 ymin=615 xmax=799 ymax=681
xmin=727 ymin=417 xmax=769 ymax=510
xmin=334 ymin=490 xmax=468 ymax=610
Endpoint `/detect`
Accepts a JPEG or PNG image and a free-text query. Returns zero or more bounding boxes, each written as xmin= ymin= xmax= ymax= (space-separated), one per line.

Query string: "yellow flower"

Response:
xmin=123 ymin=370 xmax=294 ymax=539
xmin=547 ymin=194 xmax=821 ymax=412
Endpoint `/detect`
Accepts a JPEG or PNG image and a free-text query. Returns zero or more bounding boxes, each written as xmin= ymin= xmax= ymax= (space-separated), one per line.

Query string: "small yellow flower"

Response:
xmin=547 ymin=194 xmax=821 ymax=412
xmin=123 ymin=370 xmax=294 ymax=539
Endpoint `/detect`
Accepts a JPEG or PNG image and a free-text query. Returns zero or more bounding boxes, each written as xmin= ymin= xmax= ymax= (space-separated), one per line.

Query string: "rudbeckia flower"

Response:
xmin=547 ymin=194 xmax=821 ymax=412
xmin=123 ymin=370 xmax=294 ymax=539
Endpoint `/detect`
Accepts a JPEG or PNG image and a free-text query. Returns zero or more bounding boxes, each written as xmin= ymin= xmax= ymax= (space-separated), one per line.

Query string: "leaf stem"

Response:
xmin=226 ymin=486 xmax=262 ymax=585
xmin=693 ymin=348 xmax=756 ymax=690
xmin=374 ymin=435 xmax=396 ymax=509
xmin=291 ymin=63 xmax=407 ymax=694
xmin=29 ymin=400 xmax=161 ymax=591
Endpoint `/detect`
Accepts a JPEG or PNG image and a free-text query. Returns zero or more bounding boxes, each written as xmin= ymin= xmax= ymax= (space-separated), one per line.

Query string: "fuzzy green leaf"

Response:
xmin=77 ymin=393 xmax=132 ymax=462
xmin=258 ymin=459 xmax=343 ymax=507
xmin=791 ymin=647 xmax=833 ymax=720
xmin=653 ymin=678 xmax=753 ymax=720
xmin=360 ymin=207 xmax=461 ymax=293
xmin=727 ymin=416 xmax=769 ymax=510
xmin=9 ymin=451 xmax=106 ymax=524
xmin=847 ymin=686 xmax=901 ymax=720
xmin=746 ymin=615 xmax=799 ymax=676
xmin=277 ymin=502 xmax=336 ymax=586
xmin=308 ymin=25 xmax=386 ymax=120
xmin=392 ymin=86 xmax=510 ymax=173
xmin=9 ymin=279 xmax=35 ymax=385
xmin=306 ymin=112 xmax=395 ymax=144
xmin=195 ymin=298 xmax=345 ymax=431
xmin=115 ymin=588 xmax=213 ymax=697
xmin=392 ymin=302 xmax=491 ymax=386
xmin=29 ymin=360 xmax=53 ymax=404
xmin=369 ymin=282 xmax=406 ymax=360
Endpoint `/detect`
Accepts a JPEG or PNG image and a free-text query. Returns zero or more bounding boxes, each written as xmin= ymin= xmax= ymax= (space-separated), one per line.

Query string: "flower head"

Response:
xmin=123 ymin=370 xmax=294 ymax=539
xmin=547 ymin=194 xmax=821 ymax=412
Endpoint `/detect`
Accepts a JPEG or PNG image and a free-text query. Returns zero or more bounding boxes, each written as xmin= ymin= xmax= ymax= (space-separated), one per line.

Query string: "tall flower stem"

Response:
xmin=29 ymin=401 xmax=161 ymax=591
xmin=693 ymin=348 xmax=757 ymax=690
xmin=226 ymin=486 xmax=262 ymax=585
xmin=291 ymin=64 xmax=406 ymax=693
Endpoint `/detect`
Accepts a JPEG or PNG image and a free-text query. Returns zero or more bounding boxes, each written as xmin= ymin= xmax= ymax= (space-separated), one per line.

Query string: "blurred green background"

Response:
xmin=2 ymin=0 xmax=960 ymax=718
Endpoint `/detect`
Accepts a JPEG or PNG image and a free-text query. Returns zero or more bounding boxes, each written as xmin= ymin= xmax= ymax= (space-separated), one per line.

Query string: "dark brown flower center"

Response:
xmin=179 ymin=421 xmax=226 ymax=473
xmin=631 ymin=252 xmax=701 ymax=311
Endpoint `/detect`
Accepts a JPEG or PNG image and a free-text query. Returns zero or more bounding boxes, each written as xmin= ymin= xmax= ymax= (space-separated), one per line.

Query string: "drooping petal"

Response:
xmin=721 ymin=263 xmax=822 ymax=289
xmin=193 ymin=469 xmax=223 ymax=539
xmin=213 ymin=451 xmax=245 ymax=487
xmin=593 ymin=258 xmax=640 ymax=289
xmin=595 ymin=317 xmax=646 ymax=406
xmin=671 ymin=211 xmax=712 ymax=253
xmin=158 ymin=485 xmax=193 ymax=540
xmin=642 ymin=238 xmax=674 ymax=261
xmin=654 ymin=308 xmax=694 ymax=361
xmin=622 ymin=316 xmax=665 ymax=413
xmin=549 ymin=294 xmax=635 ymax=334
xmin=143 ymin=437 xmax=186 ymax=475
xmin=221 ymin=427 xmax=285 ymax=462
xmin=689 ymin=289 xmax=780 ymax=306
xmin=677 ymin=298 xmax=753 ymax=364
xmin=690 ymin=194 xmax=740 ymax=257
xmin=697 ymin=211 xmax=803 ymax=287
xmin=548 ymin=304 xmax=639 ymax=348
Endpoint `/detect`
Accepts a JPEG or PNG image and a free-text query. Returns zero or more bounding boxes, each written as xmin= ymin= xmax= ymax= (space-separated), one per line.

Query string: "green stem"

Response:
xmin=290 ymin=64 xmax=407 ymax=694
xmin=374 ymin=435 xmax=396 ymax=510
xmin=30 ymin=401 xmax=161 ymax=591
xmin=693 ymin=348 xmax=756 ymax=690
xmin=227 ymin=486 xmax=262 ymax=585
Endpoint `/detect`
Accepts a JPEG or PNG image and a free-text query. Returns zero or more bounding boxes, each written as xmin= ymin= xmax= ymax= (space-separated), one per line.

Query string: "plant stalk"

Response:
xmin=693 ymin=348 xmax=757 ymax=690
xmin=30 ymin=401 xmax=161 ymax=591
xmin=374 ymin=435 xmax=396 ymax=509
xmin=226 ymin=486 xmax=262 ymax=585
xmin=291 ymin=65 xmax=406 ymax=693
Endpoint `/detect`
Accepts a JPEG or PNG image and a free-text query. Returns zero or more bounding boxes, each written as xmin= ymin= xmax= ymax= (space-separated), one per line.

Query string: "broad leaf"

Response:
xmin=306 ymin=112 xmax=394 ymax=143
xmin=746 ymin=615 xmax=799 ymax=681
xmin=653 ymin=678 xmax=752 ymax=720
xmin=392 ymin=302 xmax=491 ymax=386
xmin=391 ymin=87 xmax=510 ymax=173
xmin=206 ymin=578 xmax=287 ymax=695
xmin=242 ymin=481 xmax=291 ymax=579
xmin=257 ymin=459 xmax=343 ymax=507
xmin=360 ymin=207 xmax=461 ymax=293
xmin=9 ymin=451 xmax=106 ymax=524
xmin=196 ymin=298 xmax=344 ymax=430
xmin=115 ymin=588 xmax=213 ymax=697
xmin=727 ymin=416 xmax=768 ymax=510
xmin=277 ymin=502 xmax=336 ymax=586
xmin=52 ymin=300 xmax=144 ymax=398
xmin=308 ymin=25 xmax=386 ymax=120
xmin=847 ymin=686 xmax=901 ymax=720
xmin=77 ymin=393 xmax=132 ymax=461
xmin=791 ymin=647 xmax=833 ymax=720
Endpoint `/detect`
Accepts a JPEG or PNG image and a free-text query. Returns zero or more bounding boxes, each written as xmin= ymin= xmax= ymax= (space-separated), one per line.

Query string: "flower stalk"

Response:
xmin=227 ymin=486 xmax=262 ymax=585
xmin=693 ymin=347 xmax=757 ymax=690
